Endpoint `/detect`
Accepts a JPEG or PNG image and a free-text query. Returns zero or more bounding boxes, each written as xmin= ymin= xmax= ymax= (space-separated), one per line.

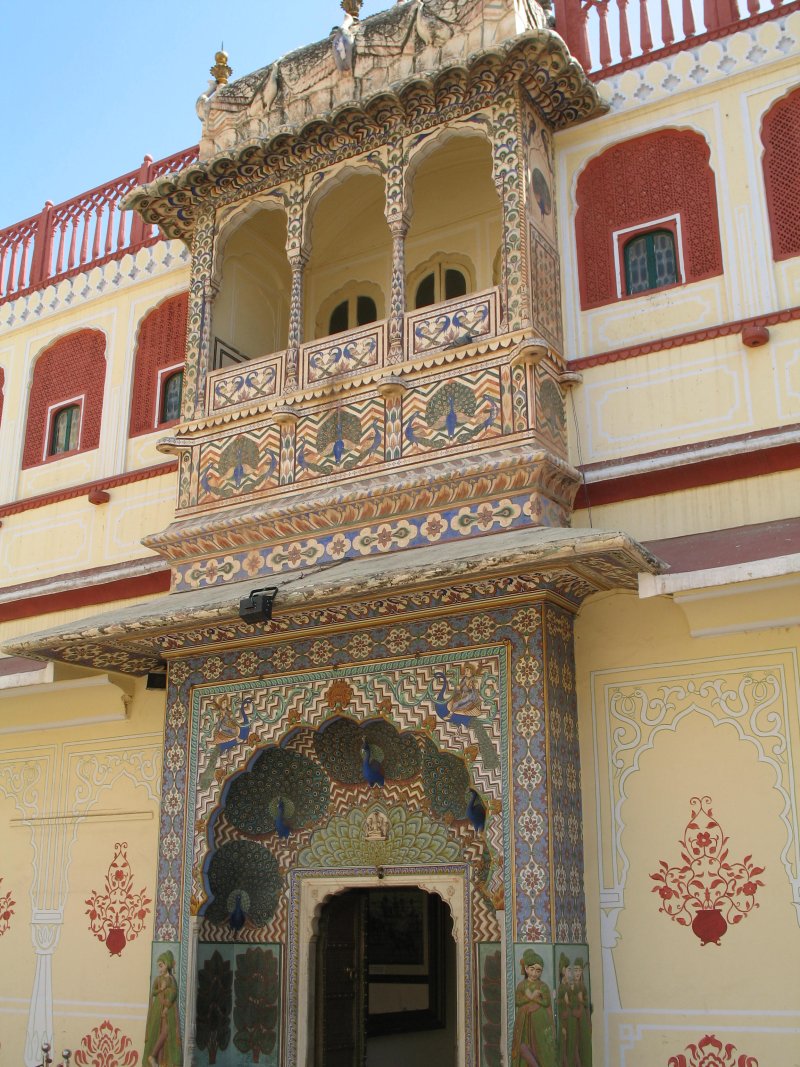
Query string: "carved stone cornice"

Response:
xmin=123 ymin=32 xmax=605 ymax=242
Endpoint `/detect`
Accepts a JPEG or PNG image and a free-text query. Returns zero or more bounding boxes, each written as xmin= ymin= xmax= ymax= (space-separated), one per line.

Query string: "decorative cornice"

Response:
xmin=125 ymin=32 xmax=605 ymax=241
xmin=3 ymin=526 xmax=663 ymax=673
xmin=569 ymin=305 xmax=800 ymax=371
xmin=0 ymin=461 xmax=177 ymax=520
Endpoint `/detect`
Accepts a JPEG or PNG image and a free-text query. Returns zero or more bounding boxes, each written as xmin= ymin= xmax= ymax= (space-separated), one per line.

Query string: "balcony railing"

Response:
xmin=554 ymin=0 xmax=794 ymax=75
xmin=205 ymin=288 xmax=503 ymax=415
xmin=0 ymin=145 xmax=199 ymax=306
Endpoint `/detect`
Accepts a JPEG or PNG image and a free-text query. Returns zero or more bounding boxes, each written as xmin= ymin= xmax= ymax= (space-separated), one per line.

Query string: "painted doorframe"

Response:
xmin=287 ymin=864 xmax=475 ymax=1067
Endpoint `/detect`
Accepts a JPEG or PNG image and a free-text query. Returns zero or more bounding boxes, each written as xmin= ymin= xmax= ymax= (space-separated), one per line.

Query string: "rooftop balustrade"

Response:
xmin=553 ymin=0 xmax=795 ymax=76
xmin=0 ymin=146 xmax=199 ymax=305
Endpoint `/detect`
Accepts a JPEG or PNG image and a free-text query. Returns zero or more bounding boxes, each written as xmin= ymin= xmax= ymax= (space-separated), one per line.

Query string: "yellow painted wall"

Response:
xmin=576 ymin=591 xmax=800 ymax=1064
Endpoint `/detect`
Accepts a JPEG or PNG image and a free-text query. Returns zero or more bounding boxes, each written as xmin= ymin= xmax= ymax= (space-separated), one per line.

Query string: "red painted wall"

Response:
xmin=762 ymin=86 xmax=800 ymax=262
xmin=575 ymin=129 xmax=724 ymax=310
xmin=129 ymin=293 xmax=188 ymax=436
xmin=22 ymin=329 xmax=106 ymax=468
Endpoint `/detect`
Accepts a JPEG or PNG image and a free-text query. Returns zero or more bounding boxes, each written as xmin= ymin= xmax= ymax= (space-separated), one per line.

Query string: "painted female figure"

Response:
xmin=511 ymin=949 xmax=557 ymax=1067
xmin=144 ymin=950 xmax=182 ymax=1067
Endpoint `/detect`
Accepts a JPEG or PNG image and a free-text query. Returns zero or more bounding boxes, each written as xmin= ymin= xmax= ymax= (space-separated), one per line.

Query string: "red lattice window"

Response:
xmin=129 ymin=292 xmax=188 ymax=436
xmin=762 ymin=86 xmax=800 ymax=262
xmin=575 ymin=130 xmax=724 ymax=310
xmin=22 ymin=330 xmax=106 ymax=468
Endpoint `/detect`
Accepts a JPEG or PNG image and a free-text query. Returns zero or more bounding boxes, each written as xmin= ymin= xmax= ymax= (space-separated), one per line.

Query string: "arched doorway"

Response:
xmin=315 ymin=886 xmax=457 ymax=1067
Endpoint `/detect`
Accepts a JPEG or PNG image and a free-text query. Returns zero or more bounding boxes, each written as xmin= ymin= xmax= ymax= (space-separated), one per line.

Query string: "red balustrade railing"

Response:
xmin=0 ymin=145 xmax=198 ymax=306
xmin=555 ymin=0 xmax=793 ymax=75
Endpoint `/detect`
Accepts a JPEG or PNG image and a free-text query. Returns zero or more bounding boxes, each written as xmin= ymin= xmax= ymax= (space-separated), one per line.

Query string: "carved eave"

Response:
xmin=123 ymin=30 xmax=606 ymax=242
xmin=3 ymin=527 xmax=663 ymax=675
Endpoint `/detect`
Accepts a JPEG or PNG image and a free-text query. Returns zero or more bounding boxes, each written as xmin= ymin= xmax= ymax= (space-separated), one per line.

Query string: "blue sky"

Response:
xmin=2 ymin=1 xmax=387 ymax=228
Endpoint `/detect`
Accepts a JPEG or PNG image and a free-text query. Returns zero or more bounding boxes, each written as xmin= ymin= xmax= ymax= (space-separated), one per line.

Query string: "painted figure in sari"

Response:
xmin=144 ymin=950 xmax=182 ymax=1067
xmin=557 ymin=956 xmax=591 ymax=1066
xmin=511 ymin=949 xmax=557 ymax=1067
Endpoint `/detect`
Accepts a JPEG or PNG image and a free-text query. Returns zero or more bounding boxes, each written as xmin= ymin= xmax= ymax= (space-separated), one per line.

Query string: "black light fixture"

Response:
xmin=238 ymin=587 xmax=278 ymax=624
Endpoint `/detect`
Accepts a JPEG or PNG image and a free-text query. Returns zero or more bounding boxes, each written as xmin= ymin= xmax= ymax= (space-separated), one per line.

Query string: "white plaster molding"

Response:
xmin=0 ymin=555 xmax=167 ymax=607
xmin=586 ymin=426 xmax=800 ymax=488
xmin=639 ymin=554 xmax=800 ymax=598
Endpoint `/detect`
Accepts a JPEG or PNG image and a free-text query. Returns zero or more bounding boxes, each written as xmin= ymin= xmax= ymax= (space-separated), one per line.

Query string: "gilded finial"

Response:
xmin=210 ymin=45 xmax=232 ymax=86
xmin=341 ymin=0 xmax=363 ymax=18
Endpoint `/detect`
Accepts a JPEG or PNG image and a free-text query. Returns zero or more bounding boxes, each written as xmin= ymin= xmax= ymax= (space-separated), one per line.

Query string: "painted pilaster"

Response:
xmin=183 ymin=208 xmax=217 ymax=421
xmin=274 ymin=407 xmax=299 ymax=484
xmin=492 ymin=94 xmax=529 ymax=334
xmin=377 ymin=376 xmax=406 ymax=461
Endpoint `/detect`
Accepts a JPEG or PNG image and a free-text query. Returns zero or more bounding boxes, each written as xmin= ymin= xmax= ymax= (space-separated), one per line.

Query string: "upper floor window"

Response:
xmin=315 ymin=282 xmax=384 ymax=340
xmin=22 ymin=329 xmax=106 ymax=470
xmin=624 ymin=229 xmax=679 ymax=295
xmin=329 ymin=295 xmax=378 ymax=335
xmin=575 ymin=130 xmax=723 ymax=310
xmin=761 ymin=86 xmax=800 ymax=262
xmin=414 ymin=266 xmax=467 ymax=309
xmin=49 ymin=403 xmax=81 ymax=456
xmin=129 ymin=293 xmax=188 ymax=436
xmin=159 ymin=370 xmax=183 ymax=424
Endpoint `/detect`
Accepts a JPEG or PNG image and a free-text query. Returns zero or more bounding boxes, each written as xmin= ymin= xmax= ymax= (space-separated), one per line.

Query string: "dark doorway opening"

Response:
xmin=314 ymin=886 xmax=457 ymax=1067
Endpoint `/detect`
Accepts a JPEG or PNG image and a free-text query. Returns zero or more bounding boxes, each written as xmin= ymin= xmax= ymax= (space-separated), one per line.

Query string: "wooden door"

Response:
xmin=315 ymin=890 xmax=367 ymax=1067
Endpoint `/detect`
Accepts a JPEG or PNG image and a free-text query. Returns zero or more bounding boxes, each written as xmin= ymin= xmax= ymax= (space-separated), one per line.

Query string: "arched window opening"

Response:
xmin=328 ymin=294 xmax=378 ymax=335
xmin=575 ymin=129 xmax=723 ymax=309
xmin=160 ymin=370 xmax=183 ymax=425
xmin=624 ymin=230 xmax=679 ymax=295
xmin=414 ymin=265 xmax=468 ymax=309
xmin=761 ymin=86 xmax=800 ymax=262
xmin=49 ymin=404 xmax=80 ymax=456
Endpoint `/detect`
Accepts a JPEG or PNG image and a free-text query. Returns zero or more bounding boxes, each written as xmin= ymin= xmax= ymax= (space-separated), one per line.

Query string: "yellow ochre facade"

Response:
xmin=0 ymin=2 xmax=798 ymax=1066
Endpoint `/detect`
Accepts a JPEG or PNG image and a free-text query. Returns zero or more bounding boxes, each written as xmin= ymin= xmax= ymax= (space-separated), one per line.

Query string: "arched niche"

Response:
xmin=405 ymin=130 xmax=501 ymax=306
xmin=304 ymin=167 xmax=391 ymax=342
xmin=211 ymin=204 xmax=291 ymax=365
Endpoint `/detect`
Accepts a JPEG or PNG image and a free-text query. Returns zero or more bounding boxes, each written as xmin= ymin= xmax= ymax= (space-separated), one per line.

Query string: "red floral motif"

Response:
xmin=0 ymin=877 xmax=15 ymax=936
xmin=74 ymin=1020 xmax=138 ymax=1067
xmin=651 ymin=797 xmax=764 ymax=945
xmin=85 ymin=843 xmax=151 ymax=956
xmin=668 ymin=1033 xmax=759 ymax=1066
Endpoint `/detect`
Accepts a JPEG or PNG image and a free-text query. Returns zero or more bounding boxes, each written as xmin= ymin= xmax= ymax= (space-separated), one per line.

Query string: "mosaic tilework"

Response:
xmin=545 ymin=604 xmax=586 ymax=944
xmin=401 ymin=366 xmax=503 ymax=457
xmin=155 ymin=582 xmax=587 ymax=1033
xmin=206 ymin=355 xmax=283 ymax=415
xmin=172 ymin=490 xmax=569 ymax=591
xmin=405 ymin=289 xmax=499 ymax=356
xmin=196 ymin=424 xmax=281 ymax=505
xmin=301 ymin=323 xmax=385 ymax=387
xmin=294 ymin=395 xmax=384 ymax=481
xmin=191 ymin=650 xmax=506 ymax=934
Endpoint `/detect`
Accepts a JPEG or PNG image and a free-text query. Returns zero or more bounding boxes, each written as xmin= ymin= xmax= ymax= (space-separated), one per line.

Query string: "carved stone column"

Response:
xmin=384 ymin=140 xmax=409 ymax=365
xmin=184 ymin=208 xmax=217 ymax=421
xmin=285 ymin=181 xmax=307 ymax=393
xmin=387 ymin=219 xmax=408 ymax=364
xmin=25 ymin=911 xmax=62 ymax=1067
xmin=286 ymin=252 xmax=308 ymax=392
